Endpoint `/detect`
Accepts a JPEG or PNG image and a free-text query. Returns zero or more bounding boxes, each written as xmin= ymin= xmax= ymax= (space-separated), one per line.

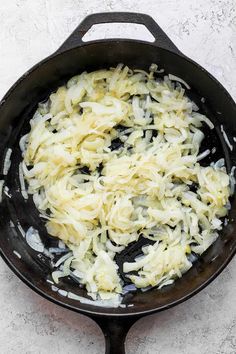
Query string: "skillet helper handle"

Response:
xmin=92 ymin=316 xmax=138 ymax=354
xmin=57 ymin=12 xmax=182 ymax=55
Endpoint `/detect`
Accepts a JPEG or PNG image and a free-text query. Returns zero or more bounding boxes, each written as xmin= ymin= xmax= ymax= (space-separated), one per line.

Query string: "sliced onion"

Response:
xmin=168 ymin=74 xmax=190 ymax=89
xmin=3 ymin=148 xmax=12 ymax=175
xmin=26 ymin=227 xmax=44 ymax=252
xmin=221 ymin=125 xmax=233 ymax=151
xmin=54 ymin=252 xmax=73 ymax=268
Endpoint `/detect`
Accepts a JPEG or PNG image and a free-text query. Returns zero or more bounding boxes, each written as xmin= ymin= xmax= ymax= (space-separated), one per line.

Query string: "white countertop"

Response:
xmin=0 ymin=1 xmax=235 ymax=353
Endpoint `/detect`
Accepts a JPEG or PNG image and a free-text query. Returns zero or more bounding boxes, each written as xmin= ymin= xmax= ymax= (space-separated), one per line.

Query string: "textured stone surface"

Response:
xmin=0 ymin=1 xmax=235 ymax=353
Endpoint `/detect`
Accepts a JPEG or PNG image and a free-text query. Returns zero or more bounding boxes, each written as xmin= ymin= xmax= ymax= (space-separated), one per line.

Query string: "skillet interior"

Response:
xmin=0 ymin=40 xmax=236 ymax=317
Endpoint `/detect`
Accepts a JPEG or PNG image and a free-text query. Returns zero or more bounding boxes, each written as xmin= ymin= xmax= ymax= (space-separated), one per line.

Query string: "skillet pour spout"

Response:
xmin=0 ymin=12 xmax=235 ymax=354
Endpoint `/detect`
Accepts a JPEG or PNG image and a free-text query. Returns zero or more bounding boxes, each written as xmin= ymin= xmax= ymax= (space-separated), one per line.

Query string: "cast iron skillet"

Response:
xmin=0 ymin=12 xmax=236 ymax=354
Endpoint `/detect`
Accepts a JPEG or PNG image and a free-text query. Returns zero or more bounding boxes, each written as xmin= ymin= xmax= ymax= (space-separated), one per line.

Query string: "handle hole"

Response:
xmin=82 ymin=23 xmax=155 ymax=43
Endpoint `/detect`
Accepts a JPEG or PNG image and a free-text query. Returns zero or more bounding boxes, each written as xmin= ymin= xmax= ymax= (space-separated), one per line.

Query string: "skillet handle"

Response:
xmin=57 ymin=12 xmax=182 ymax=55
xmin=91 ymin=315 xmax=139 ymax=354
